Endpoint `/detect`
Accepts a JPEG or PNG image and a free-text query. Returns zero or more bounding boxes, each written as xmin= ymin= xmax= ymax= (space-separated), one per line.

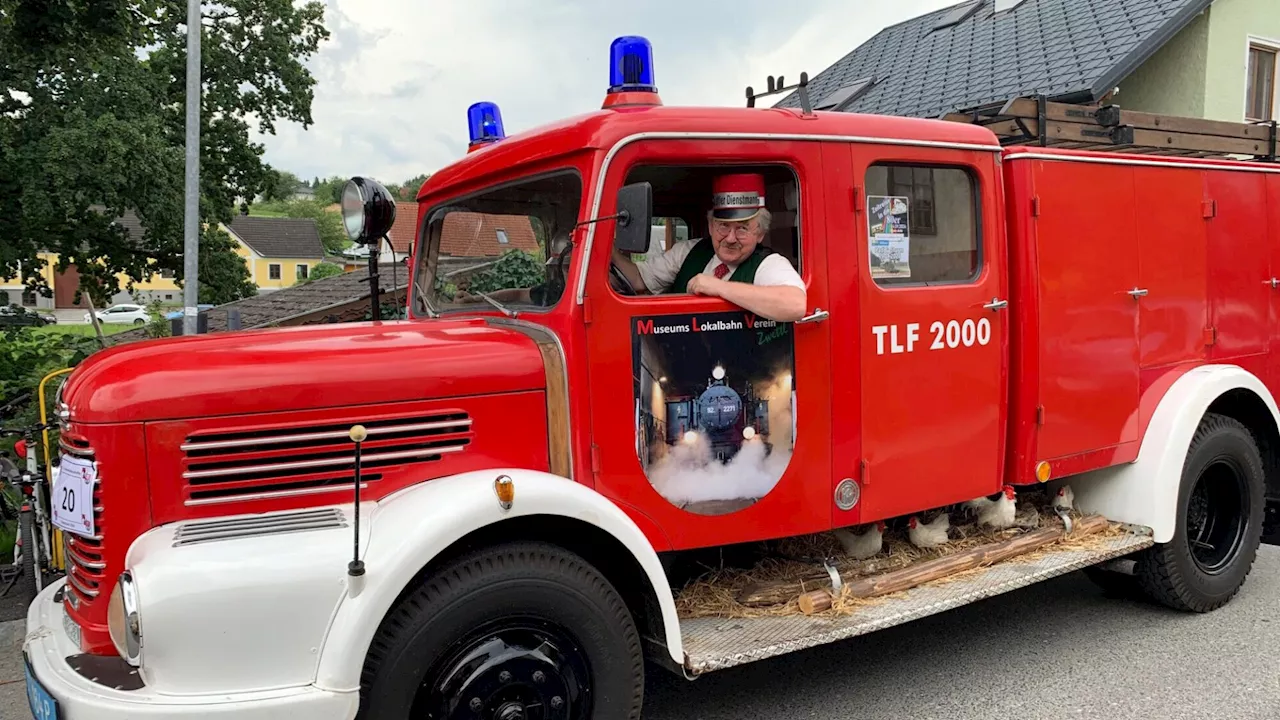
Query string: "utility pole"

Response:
xmin=182 ymin=0 xmax=202 ymax=335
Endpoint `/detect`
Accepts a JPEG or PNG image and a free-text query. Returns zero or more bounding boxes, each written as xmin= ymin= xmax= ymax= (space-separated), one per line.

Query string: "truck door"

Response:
xmin=832 ymin=143 xmax=1009 ymax=521
xmin=579 ymin=138 xmax=834 ymax=550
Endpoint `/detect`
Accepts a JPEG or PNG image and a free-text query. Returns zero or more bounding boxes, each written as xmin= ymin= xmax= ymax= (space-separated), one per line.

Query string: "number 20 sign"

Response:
xmin=52 ymin=455 xmax=97 ymax=538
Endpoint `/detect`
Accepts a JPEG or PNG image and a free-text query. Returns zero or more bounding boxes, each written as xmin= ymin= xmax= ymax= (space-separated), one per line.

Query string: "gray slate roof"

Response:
xmin=775 ymin=0 xmax=1213 ymax=119
xmin=226 ymin=216 xmax=325 ymax=259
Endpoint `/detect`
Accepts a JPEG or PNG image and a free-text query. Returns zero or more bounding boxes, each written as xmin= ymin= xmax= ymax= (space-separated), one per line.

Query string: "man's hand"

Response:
xmin=686 ymin=273 xmax=726 ymax=298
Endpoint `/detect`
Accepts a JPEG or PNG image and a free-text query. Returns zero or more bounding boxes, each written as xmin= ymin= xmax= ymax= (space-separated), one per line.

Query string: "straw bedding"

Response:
xmin=673 ymin=492 xmax=1128 ymax=620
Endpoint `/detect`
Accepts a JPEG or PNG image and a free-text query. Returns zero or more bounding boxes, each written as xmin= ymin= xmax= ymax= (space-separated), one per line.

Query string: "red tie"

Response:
xmin=713 ymin=263 xmax=730 ymax=279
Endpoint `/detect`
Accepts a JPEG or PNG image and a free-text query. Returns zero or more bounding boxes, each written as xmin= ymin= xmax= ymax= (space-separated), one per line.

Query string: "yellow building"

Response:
xmin=221 ymin=216 xmax=326 ymax=292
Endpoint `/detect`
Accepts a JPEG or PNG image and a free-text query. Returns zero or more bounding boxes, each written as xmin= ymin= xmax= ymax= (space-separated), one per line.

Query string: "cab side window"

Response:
xmin=865 ymin=164 xmax=979 ymax=286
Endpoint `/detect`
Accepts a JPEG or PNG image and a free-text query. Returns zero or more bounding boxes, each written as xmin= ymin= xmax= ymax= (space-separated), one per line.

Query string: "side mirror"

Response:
xmin=341 ymin=177 xmax=397 ymax=245
xmin=613 ymin=182 xmax=653 ymax=254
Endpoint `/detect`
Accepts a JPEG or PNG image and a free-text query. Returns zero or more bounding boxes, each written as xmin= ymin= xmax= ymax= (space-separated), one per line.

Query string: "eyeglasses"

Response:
xmin=711 ymin=221 xmax=758 ymax=238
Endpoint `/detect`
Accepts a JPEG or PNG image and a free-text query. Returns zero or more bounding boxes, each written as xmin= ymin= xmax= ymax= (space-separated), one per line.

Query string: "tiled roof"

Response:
xmin=225 ymin=216 xmax=325 ymax=260
xmin=107 ymin=263 xmax=409 ymax=345
xmin=439 ymin=211 xmax=539 ymax=257
xmin=774 ymin=0 xmax=1213 ymax=119
xmin=386 ymin=202 xmax=420 ymax=255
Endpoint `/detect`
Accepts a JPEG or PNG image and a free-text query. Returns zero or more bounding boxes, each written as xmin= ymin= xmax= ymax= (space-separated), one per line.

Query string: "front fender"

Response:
xmin=1066 ymin=364 xmax=1280 ymax=543
xmin=312 ymin=468 xmax=683 ymax=692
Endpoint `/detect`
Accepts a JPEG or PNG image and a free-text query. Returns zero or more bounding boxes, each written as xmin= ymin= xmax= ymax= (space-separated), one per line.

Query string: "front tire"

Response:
xmin=1135 ymin=413 xmax=1265 ymax=612
xmin=358 ymin=541 xmax=644 ymax=720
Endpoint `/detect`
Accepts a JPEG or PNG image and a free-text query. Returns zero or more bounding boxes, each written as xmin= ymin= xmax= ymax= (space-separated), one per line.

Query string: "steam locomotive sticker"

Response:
xmin=664 ymin=364 xmax=770 ymax=462
xmin=630 ymin=309 xmax=796 ymax=516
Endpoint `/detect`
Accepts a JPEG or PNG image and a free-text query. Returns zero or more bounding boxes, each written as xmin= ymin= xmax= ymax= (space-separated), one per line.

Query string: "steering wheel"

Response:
xmin=609 ymin=261 xmax=638 ymax=296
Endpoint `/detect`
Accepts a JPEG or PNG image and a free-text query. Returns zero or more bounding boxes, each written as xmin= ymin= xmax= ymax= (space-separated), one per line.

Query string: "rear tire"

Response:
xmin=358 ymin=541 xmax=644 ymax=720
xmin=1135 ymin=413 xmax=1265 ymax=612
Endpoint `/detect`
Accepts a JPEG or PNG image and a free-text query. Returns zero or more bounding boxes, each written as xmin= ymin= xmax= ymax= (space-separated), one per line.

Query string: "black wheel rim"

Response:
xmin=1186 ymin=458 xmax=1248 ymax=575
xmin=415 ymin=617 xmax=592 ymax=720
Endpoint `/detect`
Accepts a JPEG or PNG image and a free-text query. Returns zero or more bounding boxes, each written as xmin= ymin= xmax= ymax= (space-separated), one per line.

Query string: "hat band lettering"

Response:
xmin=712 ymin=192 xmax=765 ymax=209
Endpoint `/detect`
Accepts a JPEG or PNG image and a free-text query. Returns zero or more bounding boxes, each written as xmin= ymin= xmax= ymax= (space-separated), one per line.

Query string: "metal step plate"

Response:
xmin=680 ymin=527 xmax=1154 ymax=675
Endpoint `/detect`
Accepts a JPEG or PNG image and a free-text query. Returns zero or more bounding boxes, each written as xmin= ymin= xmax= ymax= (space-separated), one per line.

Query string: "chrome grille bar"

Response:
xmin=183 ymin=444 xmax=465 ymax=480
xmin=180 ymin=418 xmax=472 ymax=452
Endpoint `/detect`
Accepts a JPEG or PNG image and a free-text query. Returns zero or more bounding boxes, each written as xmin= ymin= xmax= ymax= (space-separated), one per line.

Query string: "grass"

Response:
xmin=33 ymin=323 xmax=134 ymax=337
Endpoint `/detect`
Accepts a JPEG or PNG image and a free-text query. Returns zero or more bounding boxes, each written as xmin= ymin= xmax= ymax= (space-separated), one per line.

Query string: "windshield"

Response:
xmin=412 ymin=171 xmax=583 ymax=317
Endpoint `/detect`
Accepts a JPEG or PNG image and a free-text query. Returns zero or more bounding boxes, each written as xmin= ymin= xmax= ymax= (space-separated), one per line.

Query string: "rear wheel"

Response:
xmin=359 ymin=541 xmax=645 ymax=720
xmin=1135 ymin=413 xmax=1265 ymax=612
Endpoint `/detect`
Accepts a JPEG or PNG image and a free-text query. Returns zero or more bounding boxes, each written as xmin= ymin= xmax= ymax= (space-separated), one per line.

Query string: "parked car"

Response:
xmin=0 ymin=304 xmax=55 ymax=327
xmin=84 ymin=303 xmax=150 ymax=325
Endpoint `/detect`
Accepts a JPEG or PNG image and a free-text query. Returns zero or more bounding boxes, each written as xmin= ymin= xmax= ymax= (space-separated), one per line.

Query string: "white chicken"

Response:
xmin=908 ymin=514 xmax=950 ymax=548
xmin=833 ymin=521 xmax=886 ymax=560
xmin=1052 ymin=484 xmax=1075 ymax=512
xmin=968 ymin=485 xmax=1018 ymax=529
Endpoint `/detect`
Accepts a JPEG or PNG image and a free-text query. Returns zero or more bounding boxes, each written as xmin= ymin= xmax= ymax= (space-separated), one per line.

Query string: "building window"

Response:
xmin=160 ymin=268 xmax=175 ymax=279
xmin=269 ymin=264 xmax=281 ymax=280
xmin=1248 ymin=43 xmax=1277 ymax=122
xmin=887 ymin=166 xmax=937 ymax=236
xmin=296 ymin=264 xmax=308 ymax=280
xmin=22 ymin=290 xmax=37 ymax=306
xmin=495 ymin=229 xmax=509 ymax=245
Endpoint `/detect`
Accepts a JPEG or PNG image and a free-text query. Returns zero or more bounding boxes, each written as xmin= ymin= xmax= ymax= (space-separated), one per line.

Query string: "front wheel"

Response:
xmin=1135 ymin=413 xmax=1265 ymax=612
xmin=358 ymin=541 xmax=645 ymax=720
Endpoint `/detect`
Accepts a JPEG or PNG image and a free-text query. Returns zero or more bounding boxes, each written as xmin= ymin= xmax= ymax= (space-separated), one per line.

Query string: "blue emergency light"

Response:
xmin=608 ymin=36 xmax=657 ymax=94
xmin=467 ymin=101 xmax=505 ymax=146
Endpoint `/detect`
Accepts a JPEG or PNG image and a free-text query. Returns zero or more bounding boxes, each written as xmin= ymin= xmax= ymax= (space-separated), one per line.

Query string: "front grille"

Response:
xmin=59 ymin=432 xmax=105 ymax=612
xmin=172 ymin=508 xmax=348 ymax=546
xmin=180 ymin=411 xmax=473 ymax=505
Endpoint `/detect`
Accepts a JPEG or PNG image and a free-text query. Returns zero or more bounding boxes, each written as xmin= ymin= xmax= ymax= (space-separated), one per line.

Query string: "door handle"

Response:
xmin=797 ymin=308 xmax=829 ymax=324
xmin=1128 ymin=287 xmax=1149 ymax=298
xmin=982 ymin=298 xmax=1009 ymax=311
xmin=1268 ymin=278 xmax=1280 ymax=289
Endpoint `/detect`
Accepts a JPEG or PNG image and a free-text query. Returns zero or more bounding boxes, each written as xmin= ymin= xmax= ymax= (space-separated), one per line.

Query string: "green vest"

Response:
xmin=668 ymin=238 xmax=774 ymax=294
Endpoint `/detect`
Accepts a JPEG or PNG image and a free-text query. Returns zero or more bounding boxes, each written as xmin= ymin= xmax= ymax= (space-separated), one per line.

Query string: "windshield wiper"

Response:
xmin=476 ymin=291 xmax=518 ymax=318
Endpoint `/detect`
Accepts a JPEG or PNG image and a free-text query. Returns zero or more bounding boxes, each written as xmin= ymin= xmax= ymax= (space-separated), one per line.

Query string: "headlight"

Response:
xmin=340 ymin=180 xmax=366 ymax=240
xmin=107 ymin=571 xmax=142 ymax=666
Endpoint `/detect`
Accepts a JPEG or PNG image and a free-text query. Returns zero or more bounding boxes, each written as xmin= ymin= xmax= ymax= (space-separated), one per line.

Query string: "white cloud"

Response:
xmin=258 ymin=0 xmax=961 ymax=184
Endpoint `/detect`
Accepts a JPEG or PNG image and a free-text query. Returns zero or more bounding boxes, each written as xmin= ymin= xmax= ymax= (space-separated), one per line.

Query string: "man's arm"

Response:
xmin=611 ymin=248 xmax=651 ymax=293
xmin=687 ymin=275 xmax=807 ymax=322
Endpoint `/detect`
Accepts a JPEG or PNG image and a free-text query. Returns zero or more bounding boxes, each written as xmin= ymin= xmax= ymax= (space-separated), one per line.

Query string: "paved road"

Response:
xmin=2 ymin=548 xmax=1277 ymax=719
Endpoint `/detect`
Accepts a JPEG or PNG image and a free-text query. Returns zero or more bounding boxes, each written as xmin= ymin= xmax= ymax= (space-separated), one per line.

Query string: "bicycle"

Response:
xmin=1 ymin=426 xmax=55 ymax=597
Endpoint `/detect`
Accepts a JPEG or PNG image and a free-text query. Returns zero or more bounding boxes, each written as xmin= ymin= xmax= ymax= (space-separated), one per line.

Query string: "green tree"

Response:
xmin=174 ymin=225 xmax=258 ymax=304
xmin=306 ymin=262 xmax=345 ymax=282
xmin=0 ymin=0 xmax=330 ymax=307
xmin=262 ymin=168 xmax=303 ymax=202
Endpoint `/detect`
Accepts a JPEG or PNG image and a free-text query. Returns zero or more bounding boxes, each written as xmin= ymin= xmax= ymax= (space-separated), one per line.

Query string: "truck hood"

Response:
xmin=61 ymin=318 xmax=547 ymax=423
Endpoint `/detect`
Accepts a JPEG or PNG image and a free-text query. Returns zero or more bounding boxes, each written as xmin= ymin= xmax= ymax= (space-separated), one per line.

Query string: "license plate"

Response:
xmin=24 ymin=655 xmax=61 ymax=720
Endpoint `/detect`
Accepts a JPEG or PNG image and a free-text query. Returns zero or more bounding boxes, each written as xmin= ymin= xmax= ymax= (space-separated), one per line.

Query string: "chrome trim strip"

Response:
xmin=184 ymin=483 xmax=371 ymax=507
xmin=67 ymin=573 xmax=100 ymax=598
xmin=574 ymin=130 xmax=1003 ymax=304
xmin=67 ymin=546 xmax=106 ymax=570
xmin=58 ymin=441 xmax=94 ymax=458
xmin=174 ymin=508 xmax=343 ymax=532
xmin=182 ymin=444 xmax=465 ymax=479
xmin=1003 ymin=152 xmax=1280 ymax=174
xmin=180 ymin=418 xmax=473 ymax=452
xmin=173 ymin=518 xmax=349 ymax=547
xmin=484 ymin=317 xmax=575 ymax=481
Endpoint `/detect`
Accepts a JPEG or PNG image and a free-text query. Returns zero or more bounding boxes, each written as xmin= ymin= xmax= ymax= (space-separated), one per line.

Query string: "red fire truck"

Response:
xmin=23 ymin=35 xmax=1280 ymax=720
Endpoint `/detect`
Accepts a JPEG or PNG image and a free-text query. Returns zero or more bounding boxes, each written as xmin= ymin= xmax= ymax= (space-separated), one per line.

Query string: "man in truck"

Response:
xmin=611 ymin=172 xmax=808 ymax=322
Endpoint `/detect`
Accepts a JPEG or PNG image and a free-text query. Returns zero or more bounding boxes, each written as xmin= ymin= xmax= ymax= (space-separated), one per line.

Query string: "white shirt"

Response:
xmin=636 ymin=238 xmax=806 ymax=295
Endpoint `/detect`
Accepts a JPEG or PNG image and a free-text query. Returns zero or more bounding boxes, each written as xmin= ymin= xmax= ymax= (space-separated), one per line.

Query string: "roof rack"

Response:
xmin=940 ymin=95 xmax=1278 ymax=162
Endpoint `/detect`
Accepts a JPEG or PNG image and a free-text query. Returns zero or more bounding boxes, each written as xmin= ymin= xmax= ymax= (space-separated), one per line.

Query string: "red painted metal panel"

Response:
xmin=847 ymin=144 xmax=1009 ymax=520
xmin=60 ymin=319 xmax=547 ymax=424
xmin=1205 ymin=171 xmax=1270 ymax=361
xmin=1269 ymin=176 xmax=1280 ymax=391
xmin=1001 ymin=159 xmax=1043 ymax=486
xmin=1030 ymin=158 xmax=1140 ymax=460
xmin=1134 ymin=166 xmax=1208 ymax=369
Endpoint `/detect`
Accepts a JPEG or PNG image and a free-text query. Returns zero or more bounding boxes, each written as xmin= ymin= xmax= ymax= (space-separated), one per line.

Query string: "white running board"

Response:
xmin=680 ymin=526 xmax=1154 ymax=675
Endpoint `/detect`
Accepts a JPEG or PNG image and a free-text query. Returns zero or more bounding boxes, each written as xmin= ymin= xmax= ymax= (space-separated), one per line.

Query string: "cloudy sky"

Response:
xmin=258 ymin=0 xmax=960 ymax=185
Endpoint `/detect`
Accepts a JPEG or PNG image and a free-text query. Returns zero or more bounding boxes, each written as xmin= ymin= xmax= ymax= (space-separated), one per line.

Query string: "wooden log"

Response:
xmin=798 ymin=590 xmax=832 ymax=615
xmin=1097 ymin=105 xmax=1274 ymax=142
xmin=736 ymin=555 xmax=912 ymax=607
xmin=843 ymin=514 xmax=1111 ymax=600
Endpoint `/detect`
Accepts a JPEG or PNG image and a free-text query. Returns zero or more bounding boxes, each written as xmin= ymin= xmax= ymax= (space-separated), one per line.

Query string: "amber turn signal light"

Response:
xmin=494 ymin=475 xmax=515 ymax=510
xmin=1035 ymin=461 xmax=1052 ymax=483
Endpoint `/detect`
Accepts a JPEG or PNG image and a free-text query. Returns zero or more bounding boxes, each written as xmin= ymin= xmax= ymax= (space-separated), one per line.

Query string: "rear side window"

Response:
xmin=865 ymin=164 xmax=979 ymax=286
